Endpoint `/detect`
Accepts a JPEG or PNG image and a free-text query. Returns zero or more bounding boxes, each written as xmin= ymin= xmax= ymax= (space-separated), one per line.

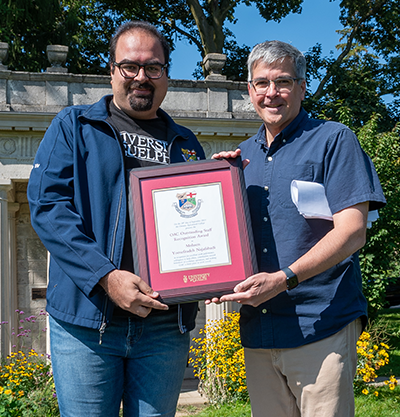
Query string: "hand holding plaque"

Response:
xmin=128 ymin=158 xmax=257 ymax=304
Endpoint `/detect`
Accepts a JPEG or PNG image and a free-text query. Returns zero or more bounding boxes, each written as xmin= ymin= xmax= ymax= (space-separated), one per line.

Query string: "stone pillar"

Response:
xmin=0 ymin=183 xmax=13 ymax=356
xmin=205 ymin=300 xmax=240 ymax=323
xmin=8 ymin=203 xmax=19 ymax=353
xmin=206 ymin=302 xmax=228 ymax=322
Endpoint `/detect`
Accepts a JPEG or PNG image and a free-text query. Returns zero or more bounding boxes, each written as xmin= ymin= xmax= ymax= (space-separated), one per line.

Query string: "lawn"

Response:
xmin=178 ymin=307 xmax=400 ymax=417
xmin=375 ymin=307 xmax=400 ymax=377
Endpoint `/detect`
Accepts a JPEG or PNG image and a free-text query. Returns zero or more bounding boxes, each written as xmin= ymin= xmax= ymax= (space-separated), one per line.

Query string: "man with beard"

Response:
xmin=28 ymin=21 xmax=205 ymax=417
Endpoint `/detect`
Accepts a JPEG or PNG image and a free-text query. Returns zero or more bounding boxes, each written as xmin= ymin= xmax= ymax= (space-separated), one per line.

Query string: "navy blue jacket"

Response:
xmin=28 ymin=95 xmax=205 ymax=334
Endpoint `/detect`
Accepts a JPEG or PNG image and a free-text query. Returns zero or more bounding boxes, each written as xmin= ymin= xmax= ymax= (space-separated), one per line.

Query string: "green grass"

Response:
xmin=376 ymin=307 xmax=400 ymax=377
xmin=178 ymin=307 xmax=400 ymax=417
xmin=178 ymin=388 xmax=400 ymax=417
xmin=177 ymin=402 xmax=251 ymax=417
xmin=355 ymin=386 xmax=400 ymax=416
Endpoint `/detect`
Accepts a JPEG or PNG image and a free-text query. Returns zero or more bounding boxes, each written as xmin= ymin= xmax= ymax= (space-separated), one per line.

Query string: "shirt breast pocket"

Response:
xmin=274 ymin=164 xmax=314 ymax=209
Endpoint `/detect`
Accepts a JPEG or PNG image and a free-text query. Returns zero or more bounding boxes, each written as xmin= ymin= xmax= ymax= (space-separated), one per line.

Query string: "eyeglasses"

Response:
xmin=113 ymin=61 xmax=168 ymax=79
xmin=249 ymin=77 xmax=302 ymax=95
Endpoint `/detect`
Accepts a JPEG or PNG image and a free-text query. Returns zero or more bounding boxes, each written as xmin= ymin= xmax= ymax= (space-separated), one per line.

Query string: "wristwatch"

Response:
xmin=282 ymin=267 xmax=298 ymax=290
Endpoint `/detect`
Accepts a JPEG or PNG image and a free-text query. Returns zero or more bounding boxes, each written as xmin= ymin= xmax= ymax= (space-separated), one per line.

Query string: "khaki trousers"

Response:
xmin=244 ymin=319 xmax=362 ymax=417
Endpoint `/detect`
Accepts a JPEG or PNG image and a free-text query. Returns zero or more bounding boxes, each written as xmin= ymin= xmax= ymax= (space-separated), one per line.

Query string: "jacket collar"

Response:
xmin=80 ymin=95 xmax=189 ymax=141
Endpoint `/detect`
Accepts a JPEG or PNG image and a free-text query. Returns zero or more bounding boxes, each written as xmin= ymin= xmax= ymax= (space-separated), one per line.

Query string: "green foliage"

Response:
xmin=0 ymin=350 xmax=59 ymax=417
xmin=0 ymin=0 xmax=119 ymax=73
xmin=355 ymin=388 xmax=400 ymax=417
xmin=304 ymin=0 xmax=400 ymax=128
xmin=376 ymin=308 xmax=400 ymax=378
xmin=189 ymin=311 xmax=248 ymax=405
xmin=0 ymin=311 xmax=59 ymax=416
xmin=315 ymin=107 xmax=400 ymax=316
xmin=221 ymin=41 xmax=250 ymax=81
xmin=194 ymin=401 xmax=251 ymax=417
xmin=360 ymin=253 xmax=389 ymax=316
xmin=1 ymin=0 xmax=400 ymax=116
xmin=190 ymin=310 xmax=399 ymax=408
xmin=354 ymin=320 xmax=397 ymax=395
xmin=95 ymin=0 xmax=304 ymax=78
xmin=0 ymin=0 xmax=305 ymax=77
xmin=304 ymin=46 xmax=396 ymax=130
xmin=357 ymin=115 xmax=400 ymax=315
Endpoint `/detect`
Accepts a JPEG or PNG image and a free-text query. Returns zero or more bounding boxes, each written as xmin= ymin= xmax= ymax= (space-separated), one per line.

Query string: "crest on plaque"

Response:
xmin=173 ymin=191 xmax=202 ymax=218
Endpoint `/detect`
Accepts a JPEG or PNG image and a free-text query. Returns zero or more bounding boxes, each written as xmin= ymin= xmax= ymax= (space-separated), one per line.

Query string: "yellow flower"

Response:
xmin=190 ymin=311 xmax=248 ymax=404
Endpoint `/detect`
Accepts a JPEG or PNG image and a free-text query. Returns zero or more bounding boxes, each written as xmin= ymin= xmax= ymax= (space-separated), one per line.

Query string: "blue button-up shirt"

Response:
xmin=238 ymin=108 xmax=386 ymax=349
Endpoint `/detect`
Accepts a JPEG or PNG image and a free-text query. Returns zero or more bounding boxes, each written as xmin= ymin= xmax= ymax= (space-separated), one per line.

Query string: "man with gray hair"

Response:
xmin=211 ymin=40 xmax=385 ymax=416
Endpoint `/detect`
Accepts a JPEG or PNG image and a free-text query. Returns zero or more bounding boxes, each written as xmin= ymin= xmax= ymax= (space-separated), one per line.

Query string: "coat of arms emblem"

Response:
xmin=181 ymin=149 xmax=198 ymax=161
xmin=174 ymin=191 xmax=202 ymax=218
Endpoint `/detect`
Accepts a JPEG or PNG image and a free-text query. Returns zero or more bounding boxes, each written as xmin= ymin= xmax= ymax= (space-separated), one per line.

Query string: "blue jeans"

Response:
xmin=49 ymin=309 xmax=190 ymax=417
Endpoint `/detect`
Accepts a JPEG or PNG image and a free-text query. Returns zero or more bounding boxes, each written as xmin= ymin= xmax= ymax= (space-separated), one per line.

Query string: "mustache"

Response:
xmin=128 ymin=81 xmax=155 ymax=93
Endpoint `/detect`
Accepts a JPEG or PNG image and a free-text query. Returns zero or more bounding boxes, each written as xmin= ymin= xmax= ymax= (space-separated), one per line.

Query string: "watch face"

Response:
xmin=287 ymin=275 xmax=298 ymax=290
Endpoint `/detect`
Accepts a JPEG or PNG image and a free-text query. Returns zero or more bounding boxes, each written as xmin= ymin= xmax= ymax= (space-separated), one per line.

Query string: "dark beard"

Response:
xmin=128 ymin=82 xmax=154 ymax=112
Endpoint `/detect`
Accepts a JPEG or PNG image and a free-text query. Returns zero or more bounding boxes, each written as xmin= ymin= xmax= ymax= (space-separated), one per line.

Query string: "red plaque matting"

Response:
xmin=128 ymin=158 xmax=257 ymax=304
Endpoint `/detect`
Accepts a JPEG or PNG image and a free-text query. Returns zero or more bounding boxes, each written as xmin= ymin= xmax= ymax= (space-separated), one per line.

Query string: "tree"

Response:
xmin=0 ymin=0 xmax=119 ymax=73
xmin=1 ymin=0 xmax=400 ymax=126
xmin=96 ymin=0 xmax=304 ymax=79
xmin=304 ymin=0 xmax=400 ymax=129
xmin=0 ymin=0 xmax=62 ymax=72
xmin=360 ymin=117 xmax=400 ymax=316
xmin=327 ymin=108 xmax=400 ymax=316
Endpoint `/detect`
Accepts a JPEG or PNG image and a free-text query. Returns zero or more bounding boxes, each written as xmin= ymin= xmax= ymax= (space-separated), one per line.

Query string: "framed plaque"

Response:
xmin=128 ymin=158 xmax=257 ymax=304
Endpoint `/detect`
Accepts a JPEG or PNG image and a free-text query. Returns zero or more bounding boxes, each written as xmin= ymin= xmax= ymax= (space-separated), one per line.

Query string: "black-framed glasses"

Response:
xmin=113 ymin=61 xmax=168 ymax=79
xmin=249 ymin=77 xmax=302 ymax=95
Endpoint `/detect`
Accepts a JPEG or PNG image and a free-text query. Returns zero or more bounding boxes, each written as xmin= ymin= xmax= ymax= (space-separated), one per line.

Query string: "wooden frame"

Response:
xmin=128 ymin=158 xmax=257 ymax=304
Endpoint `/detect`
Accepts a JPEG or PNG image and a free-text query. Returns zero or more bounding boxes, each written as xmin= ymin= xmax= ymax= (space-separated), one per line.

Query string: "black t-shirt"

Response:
xmin=106 ymin=100 xmax=171 ymax=274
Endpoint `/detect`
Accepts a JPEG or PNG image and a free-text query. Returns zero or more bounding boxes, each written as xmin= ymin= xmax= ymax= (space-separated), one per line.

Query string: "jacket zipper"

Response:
xmin=98 ymin=120 xmax=125 ymax=344
xmin=99 ymin=184 xmax=124 ymax=344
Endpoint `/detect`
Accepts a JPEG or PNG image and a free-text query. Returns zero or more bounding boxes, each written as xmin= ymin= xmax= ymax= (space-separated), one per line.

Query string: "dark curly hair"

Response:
xmin=109 ymin=21 xmax=170 ymax=73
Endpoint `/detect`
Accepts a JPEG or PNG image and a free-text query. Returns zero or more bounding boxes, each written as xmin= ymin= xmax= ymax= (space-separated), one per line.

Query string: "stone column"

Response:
xmin=8 ymin=203 xmax=19 ymax=353
xmin=0 ymin=183 xmax=13 ymax=356
xmin=205 ymin=300 xmax=241 ymax=323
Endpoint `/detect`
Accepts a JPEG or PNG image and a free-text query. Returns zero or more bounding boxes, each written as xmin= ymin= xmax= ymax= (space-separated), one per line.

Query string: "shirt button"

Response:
xmin=263 ymin=217 xmax=268 ymax=222
xmin=264 ymin=186 xmax=269 ymax=191
xmin=282 ymin=139 xmax=286 ymax=143
xmin=262 ymin=309 xmax=268 ymax=314
xmin=263 ymin=248 xmax=268 ymax=253
xmin=268 ymin=156 xmax=273 ymax=161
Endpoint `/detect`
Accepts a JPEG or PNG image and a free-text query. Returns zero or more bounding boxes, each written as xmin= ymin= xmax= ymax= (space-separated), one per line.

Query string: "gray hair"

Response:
xmin=247 ymin=40 xmax=306 ymax=81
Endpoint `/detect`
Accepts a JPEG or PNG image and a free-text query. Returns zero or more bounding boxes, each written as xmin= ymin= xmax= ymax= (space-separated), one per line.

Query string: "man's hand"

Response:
xmin=99 ymin=270 xmax=169 ymax=318
xmin=211 ymin=148 xmax=250 ymax=169
xmin=206 ymin=271 xmax=287 ymax=308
